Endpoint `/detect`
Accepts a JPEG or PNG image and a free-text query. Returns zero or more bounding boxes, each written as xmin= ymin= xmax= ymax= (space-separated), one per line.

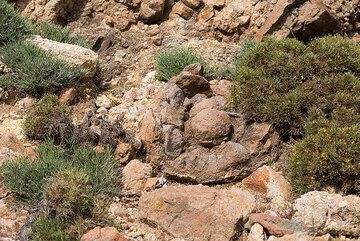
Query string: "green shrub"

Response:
xmin=30 ymin=217 xmax=72 ymax=241
xmin=155 ymin=49 xmax=212 ymax=81
xmin=45 ymin=169 xmax=92 ymax=219
xmin=0 ymin=143 xmax=69 ymax=205
xmin=0 ymin=41 xmax=85 ymax=95
xmin=231 ymin=36 xmax=360 ymax=136
xmin=0 ymin=0 xmax=33 ymax=45
xmin=23 ymin=95 xmax=71 ymax=140
xmin=34 ymin=22 xmax=91 ymax=48
xmin=289 ymin=121 xmax=360 ymax=194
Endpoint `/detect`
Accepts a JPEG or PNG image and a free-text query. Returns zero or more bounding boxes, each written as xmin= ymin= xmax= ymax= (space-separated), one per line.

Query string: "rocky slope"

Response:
xmin=1 ymin=0 xmax=360 ymax=241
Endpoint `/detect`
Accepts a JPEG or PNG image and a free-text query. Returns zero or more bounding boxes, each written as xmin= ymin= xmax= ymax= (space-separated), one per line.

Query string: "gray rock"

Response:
xmin=163 ymin=125 xmax=184 ymax=158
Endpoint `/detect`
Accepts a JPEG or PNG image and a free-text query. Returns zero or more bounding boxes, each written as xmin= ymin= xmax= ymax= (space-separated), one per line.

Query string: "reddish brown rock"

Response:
xmin=139 ymin=185 xmax=256 ymax=241
xmin=249 ymin=213 xmax=305 ymax=237
xmin=122 ymin=159 xmax=152 ymax=192
xmin=189 ymin=96 xmax=226 ymax=117
xmin=242 ymin=165 xmax=292 ymax=201
xmin=187 ymin=108 xmax=232 ymax=147
xmin=139 ymin=110 xmax=161 ymax=150
xmin=139 ymin=0 xmax=166 ymax=23
xmin=199 ymin=5 xmax=215 ymax=22
xmin=81 ymin=227 xmax=127 ymax=241
xmin=59 ymin=88 xmax=78 ymax=104
xmin=172 ymin=1 xmax=194 ymax=20
xmin=241 ymin=122 xmax=277 ymax=154
xmin=115 ymin=141 xmax=134 ymax=164
xmin=170 ymin=70 xmax=211 ymax=98
xmin=181 ymin=0 xmax=201 ymax=9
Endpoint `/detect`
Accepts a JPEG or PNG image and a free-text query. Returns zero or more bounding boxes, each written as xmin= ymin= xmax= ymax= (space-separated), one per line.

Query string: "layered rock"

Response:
xmin=139 ymin=185 xmax=256 ymax=241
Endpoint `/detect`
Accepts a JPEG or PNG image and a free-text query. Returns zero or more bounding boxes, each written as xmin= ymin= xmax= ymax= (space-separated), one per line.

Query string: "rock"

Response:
xmin=143 ymin=177 xmax=159 ymax=191
xmin=163 ymin=82 xmax=185 ymax=108
xmin=28 ymin=35 xmax=98 ymax=78
xmin=248 ymin=223 xmax=265 ymax=241
xmin=115 ymin=141 xmax=134 ymax=164
xmin=292 ymin=191 xmax=360 ymax=236
xmin=122 ymin=159 xmax=152 ymax=192
xmin=139 ymin=110 xmax=161 ymax=150
xmin=186 ymin=108 xmax=232 ymax=147
xmin=242 ymin=165 xmax=292 ymax=213
xmin=204 ymin=0 xmax=225 ymax=7
xmin=59 ymin=88 xmax=78 ymax=104
xmin=268 ymin=233 xmax=332 ymax=241
xmin=139 ymin=185 xmax=256 ymax=241
xmin=189 ymin=95 xmax=226 ymax=117
xmin=139 ymin=0 xmax=166 ymax=23
xmin=96 ymin=95 xmax=112 ymax=109
xmin=81 ymin=226 xmax=127 ymax=241
xmin=249 ymin=213 xmax=305 ymax=237
xmin=199 ymin=5 xmax=215 ymax=22
xmin=0 ymin=198 xmax=28 ymax=239
xmin=241 ymin=122 xmax=274 ymax=154
xmin=183 ymin=63 xmax=204 ymax=76
xmin=171 ymin=70 xmax=211 ymax=98
xmin=159 ymin=101 xmax=185 ymax=129
xmin=181 ymin=0 xmax=201 ymax=9
xmin=165 ymin=142 xmax=250 ymax=184
xmin=172 ymin=1 xmax=194 ymax=20
xmin=15 ymin=97 xmax=34 ymax=109
xmin=163 ymin=125 xmax=184 ymax=158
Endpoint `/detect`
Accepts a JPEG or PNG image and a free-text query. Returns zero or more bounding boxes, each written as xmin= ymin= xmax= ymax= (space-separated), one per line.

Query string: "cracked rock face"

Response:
xmin=292 ymin=191 xmax=360 ymax=236
xmin=138 ymin=185 xmax=256 ymax=241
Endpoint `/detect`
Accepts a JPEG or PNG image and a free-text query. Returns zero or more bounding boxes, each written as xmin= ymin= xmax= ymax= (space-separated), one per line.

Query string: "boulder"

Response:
xmin=139 ymin=0 xmax=166 ymax=23
xmin=139 ymin=185 xmax=256 ymax=241
xmin=122 ymin=159 xmax=152 ymax=192
xmin=242 ymin=166 xmax=292 ymax=213
xmin=29 ymin=35 xmax=98 ymax=78
xmin=240 ymin=122 xmax=275 ymax=154
xmin=186 ymin=108 xmax=232 ymax=147
xmin=268 ymin=233 xmax=332 ymax=241
xmin=163 ymin=125 xmax=184 ymax=158
xmin=81 ymin=227 xmax=127 ymax=241
xmin=292 ymin=191 xmax=360 ymax=236
xmin=181 ymin=0 xmax=201 ymax=9
xmin=189 ymin=95 xmax=226 ymax=117
xmin=172 ymin=1 xmax=194 ymax=20
xmin=248 ymin=213 xmax=305 ymax=237
xmin=248 ymin=223 xmax=265 ymax=241
xmin=170 ymin=69 xmax=211 ymax=98
xmin=164 ymin=142 xmax=250 ymax=184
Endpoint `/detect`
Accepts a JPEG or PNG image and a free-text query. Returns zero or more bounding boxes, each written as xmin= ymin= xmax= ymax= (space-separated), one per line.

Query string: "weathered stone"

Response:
xmin=204 ymin=0 xmax=225 ymax=7
xmin=165 ymin=142 xmax=250 ymax=183
xmin=115 ymin=141 xmax=134 ymax=164
xmin=0 ymin=198 xmax=28 ymax=239
xmin=122 ymin=159 xmax=152 ymax=192
xmin=139 ymin=110 xmax=161 ymax=150
xmin=29 ymin=35 xmax=98 ymax=78
xmin=139 ymin=0 xmax=166 ymax=23
xmin=293 ymin=191 xmax=360 ymax=236
xmin=181 ymin=0 xmax=201 ymax=9
xmin=249 ymin=213 xmax=305 ymax=237
xmin=242 ymin=165 xmax=292 ymax=205
xmin=183 ymin=63 xmax=204 ymax=76
xmin=59 ymin=88 xmax=78 ymax=104
xmin=139 ymin=185 xmax=256 ymax=241
xmin=170 ymin=71 xmax=211 ymax=98
xmin=268 ymin=232 xmax=332 ymax=241
xmin=159 ymin=102 xmax=185 ymax=129
xmin=172 ymin=1 xmax=194 ymax=20
xmin=187 ymin=108 xmax=232 ymax=147
xmin=163 ymin=82 xmax=185 ymax=107
xmin=163 ymin=125 xmax=184 ymax=158
xmin=240 ymin=122 xmax=274 ymax=154
xmin=199 ymin=5 xmax=215 ymax=22
xmin=189 ymin=95 xmax=226 ymax=117
xmin=96 ymin=95 xmax=112 ymax=109
xmin=248 ymin=223 xmax=265 ymax=241
xmin=81 ymin=226 xmax=128 ymax=241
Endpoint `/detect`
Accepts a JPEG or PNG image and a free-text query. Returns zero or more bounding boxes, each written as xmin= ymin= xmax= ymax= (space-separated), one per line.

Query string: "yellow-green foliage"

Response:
xmin=289 ymin=121 xmax=360 ymax=194
xmin=231 ymin=36 xmax=360 ymax=136
xmin=23 ymin=95 xmax=71 ymax=140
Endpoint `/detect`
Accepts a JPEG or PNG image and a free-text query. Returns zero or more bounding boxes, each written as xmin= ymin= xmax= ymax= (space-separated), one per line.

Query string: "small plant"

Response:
xmin=0 ymin=0 xmax=33 ymax=45
xmin=23 ymin=94 xmax=71 ymax=140
xmin=1 ymin=143 xmax=69 ymax=205
xmin=155 ymin=48 xmax=212 ymax=81
xmin=34 ymin=22 xmax=91 ymax=48
xmin=288 ymin=121 xmax=360 ymax=194
xmin=0 ymin=41 xmax=85 ymax=95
